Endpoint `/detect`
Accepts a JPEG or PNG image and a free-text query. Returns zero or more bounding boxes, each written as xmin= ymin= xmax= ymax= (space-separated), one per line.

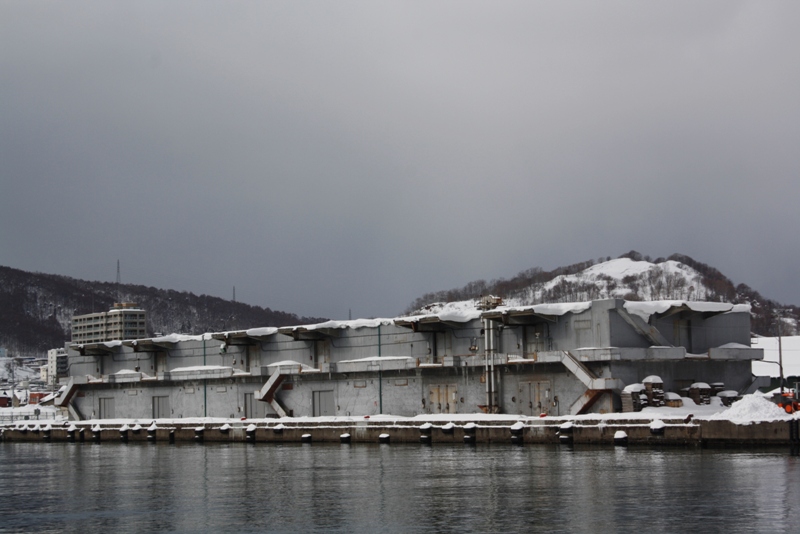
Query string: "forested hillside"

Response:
xmin=0 ymin=265 xmax=326 ymax=358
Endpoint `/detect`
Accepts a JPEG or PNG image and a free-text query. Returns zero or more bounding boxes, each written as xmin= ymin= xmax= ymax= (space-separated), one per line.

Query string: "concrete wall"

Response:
xmin=63 ymin=299 xmax=758 ymax=420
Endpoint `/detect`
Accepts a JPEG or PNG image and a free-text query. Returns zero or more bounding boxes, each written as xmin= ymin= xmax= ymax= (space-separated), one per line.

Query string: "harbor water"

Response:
xmin=1 ymin=442 xmax=798 ymax=533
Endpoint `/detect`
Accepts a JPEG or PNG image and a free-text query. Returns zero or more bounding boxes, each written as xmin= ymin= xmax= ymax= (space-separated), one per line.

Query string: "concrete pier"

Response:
xmin=2 ymin=417 xmax=798 ymax=447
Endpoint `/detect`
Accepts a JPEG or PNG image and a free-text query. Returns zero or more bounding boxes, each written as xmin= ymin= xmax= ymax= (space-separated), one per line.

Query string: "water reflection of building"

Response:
xmin=56 ymin=298 xmax=766 ymax=420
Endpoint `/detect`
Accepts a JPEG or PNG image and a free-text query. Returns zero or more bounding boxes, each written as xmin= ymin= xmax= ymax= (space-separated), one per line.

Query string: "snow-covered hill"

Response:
xmin=524 ymin=257 xmax=709 ymax=303
xmin=409 ymin=255 xmax=798 ymax=336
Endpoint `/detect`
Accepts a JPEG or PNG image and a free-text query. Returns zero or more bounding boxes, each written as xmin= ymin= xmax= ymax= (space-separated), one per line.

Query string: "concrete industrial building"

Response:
xmin=56 ymin=298 xmax=766 ymax=421
xmin=71 ymin=303 xmax=147 ymax=344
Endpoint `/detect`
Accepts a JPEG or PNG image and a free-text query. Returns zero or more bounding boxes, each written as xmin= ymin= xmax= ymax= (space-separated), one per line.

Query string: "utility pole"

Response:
xmin=776 ymin=309 xmax=785 ymax=395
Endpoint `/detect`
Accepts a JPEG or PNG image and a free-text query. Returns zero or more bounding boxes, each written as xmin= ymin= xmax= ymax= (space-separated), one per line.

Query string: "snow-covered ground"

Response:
xmin=0 ymin=404 xmax=66 ymax=424
xmin=0 ymin=358 xmax=41 ymax=383
xmin=4 ymin=394 xmax=792 ymax=429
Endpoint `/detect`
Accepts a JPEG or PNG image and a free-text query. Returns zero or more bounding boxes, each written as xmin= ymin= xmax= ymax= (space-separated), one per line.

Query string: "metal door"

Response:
xmin=428 ymin=386 xmax=440 ymax=413
xmin=312 ymin=390 xmax=335 ymax=417
xmin=152 ymin=396 xmax=170 ymax=419
xmin=445 ymin=384 xmax=458 ymax=414
xmin=314 ymin=340 xmax=331 ymax=369
xmin=429 ymin=385 xmax=457 ymax=414
xmin=534 ymin=381 xmax=551 ymax=416
xmin=434 ymin=332 xmax=447 ymax=363
xmin=244 ymin=392 xmax=264 ymax=419
xmin=674 ymin=320 xmax=692 ymax=351
xmin=99 ymin=397 xmax=115 ymax=419
xmin=155 ymin=351 xmax=167 ymax=374
xmin=525 ymin=324 xmax=548 ymax=354
xmin=518 ymin=382 xmax=534 ymax=416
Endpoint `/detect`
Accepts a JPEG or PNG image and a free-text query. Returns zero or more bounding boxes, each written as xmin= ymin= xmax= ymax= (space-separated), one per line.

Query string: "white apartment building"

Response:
xmin=71 ymin=303 xmax=147 ymax=344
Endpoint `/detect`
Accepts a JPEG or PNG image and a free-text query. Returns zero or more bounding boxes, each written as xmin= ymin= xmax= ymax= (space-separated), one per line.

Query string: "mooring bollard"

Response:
xmin=379 ymin=433 xmax=390 ymax=444
xmin=650 ymin=420 xmax=665 ymax=436
xmin=340 ymin=433 xmax=351 ymax=444
xmin=194 ymin=426 xmax=204 ymax=443
xmin=614 ymin=430 xmax=628 ymax=446
xmin=419 ymin=423 xmax=432 ymax=443
xmin=510 ymin=421 xmax=524 ymax=445
xmin=463 ymin=422 xmax=477 ymax=444
xmin=558 ymin=421 xmax=574 ymax=445
xmin=246 ymin=424 xmax=257 ymax=443
xmin=301 ymin=433 xmax=312 ymax=444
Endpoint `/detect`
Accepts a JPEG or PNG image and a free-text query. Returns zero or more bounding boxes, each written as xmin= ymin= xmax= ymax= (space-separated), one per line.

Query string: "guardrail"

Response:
xmin=0 ymin=412 xmax=62 ymax=424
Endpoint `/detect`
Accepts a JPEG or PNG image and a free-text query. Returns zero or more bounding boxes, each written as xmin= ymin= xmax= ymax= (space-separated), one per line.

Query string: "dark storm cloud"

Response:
xmin=2 ymin=1 xmax=799 ymax=321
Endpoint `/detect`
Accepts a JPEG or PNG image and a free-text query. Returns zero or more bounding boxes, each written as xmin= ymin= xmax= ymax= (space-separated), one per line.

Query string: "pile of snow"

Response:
xmin=400 ymin=300 xmax=482 ymax=323
xmin=706 ymin=395 xmax=795 ymax=424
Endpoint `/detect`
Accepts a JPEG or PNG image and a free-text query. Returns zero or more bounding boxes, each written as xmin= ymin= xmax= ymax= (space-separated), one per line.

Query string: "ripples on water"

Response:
xmin=1 ymin=442 xmax=798 ymax=533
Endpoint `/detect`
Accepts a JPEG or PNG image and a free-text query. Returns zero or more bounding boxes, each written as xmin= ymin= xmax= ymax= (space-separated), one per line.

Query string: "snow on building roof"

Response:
xmin=623 ymin=300 xmax=751 ymax=322
xmin=623 ymin=383 xmax=645 ymax=393
xmin=338 ymin=356 xmax=413 ymax=364
xmin=245 ymin=327 xmax=279 ymax=337
xmin=266 ymin=360 xmax=318 ymax=371
xmin=170 ymin=365 xmax=233 ymax=372
xmin=396 ymin=307 xmax=482 ymax=324
xmin=121 ymin=298 xmax=753 ymax=348
xmin=149 ymin=333 xmax=210 ymax=343
xmin=489 ymin=302 xmax=593 ymax=317
xmin=281 ymin=317 xmax=397 ymax=333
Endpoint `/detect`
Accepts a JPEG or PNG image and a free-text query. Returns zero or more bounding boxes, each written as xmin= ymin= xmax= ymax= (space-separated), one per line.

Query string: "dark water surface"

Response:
xmin=1 ymin=442 xmax=798 ymax=533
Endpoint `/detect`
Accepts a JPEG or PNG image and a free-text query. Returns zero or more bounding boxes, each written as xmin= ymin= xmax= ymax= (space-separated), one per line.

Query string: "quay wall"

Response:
xmin=2 ymin=418 xmax=798 ymax=447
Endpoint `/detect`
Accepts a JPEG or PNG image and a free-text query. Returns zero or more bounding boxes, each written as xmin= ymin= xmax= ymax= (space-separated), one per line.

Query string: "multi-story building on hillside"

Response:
xmin=71 ymin=303 xmax=147 ymax=344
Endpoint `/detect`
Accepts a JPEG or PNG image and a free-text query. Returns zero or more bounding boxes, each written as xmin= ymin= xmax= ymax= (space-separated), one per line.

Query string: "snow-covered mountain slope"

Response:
xmin=525 ymin=257 xmax=708 ymax=303
xmin=408 ymin=255 xmax=798 ymax=336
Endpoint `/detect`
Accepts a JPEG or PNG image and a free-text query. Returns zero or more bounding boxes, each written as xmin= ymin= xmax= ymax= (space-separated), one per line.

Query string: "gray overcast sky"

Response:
xmin=2 ymin=1 xmax=799 ymax=321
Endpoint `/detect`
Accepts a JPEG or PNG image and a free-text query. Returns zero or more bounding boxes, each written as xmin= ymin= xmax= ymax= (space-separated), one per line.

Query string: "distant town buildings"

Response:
xmin=71 ymin=303 xmax=147 ymax=344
